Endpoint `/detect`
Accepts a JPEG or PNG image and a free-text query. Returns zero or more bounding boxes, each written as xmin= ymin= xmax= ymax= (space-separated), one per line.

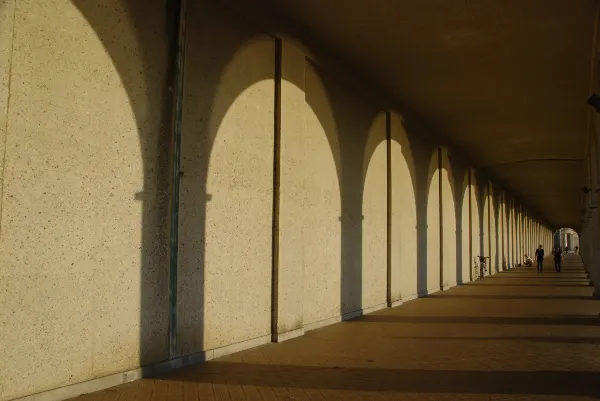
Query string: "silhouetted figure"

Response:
xmin=553 ymin=247 xmax=563 ymax=272
xmin=535 ymin=245 xmax=544 ymax=273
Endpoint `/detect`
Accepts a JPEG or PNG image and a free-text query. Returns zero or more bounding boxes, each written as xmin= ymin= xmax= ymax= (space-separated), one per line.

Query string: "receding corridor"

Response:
xmin=2 ymin=1 xmax=600 ymax=400
xmin=72 ymin=255 xmax=600 ymax=401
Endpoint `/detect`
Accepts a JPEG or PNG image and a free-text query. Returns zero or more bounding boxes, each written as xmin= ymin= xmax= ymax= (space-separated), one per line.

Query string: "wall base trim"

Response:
xmin=443 ymin=282 xmax=457 ymax=291
xmin=13 ymin=334 xmax=271 ymax=401
xmin=389 ymin=299 xmax=403 ymax=307
xmin=401 ymin=293 xmax=419 ymax=302
xmin=275 ymin=327 xmax=304 ymax=343
xmin=418 ymin=287 xmax=440 ymax=297
xmin=361 ymin=302 xmax=388 ymax=315
xmin=304 ymin=302 xmax=388 ymax=333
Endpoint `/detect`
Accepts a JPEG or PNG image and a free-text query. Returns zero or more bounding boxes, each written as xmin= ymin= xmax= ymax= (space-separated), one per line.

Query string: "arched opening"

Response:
xmin=553 ymin=228 xmax=580 ymax=253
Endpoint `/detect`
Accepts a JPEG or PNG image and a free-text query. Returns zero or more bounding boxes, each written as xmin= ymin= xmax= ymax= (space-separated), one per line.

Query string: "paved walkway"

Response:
xmin=75 ymin=256 xmax=600 ymax=401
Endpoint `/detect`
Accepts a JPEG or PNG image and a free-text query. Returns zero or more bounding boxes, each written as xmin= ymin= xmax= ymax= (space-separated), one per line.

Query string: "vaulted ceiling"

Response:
xmin=258 ymin=0 xmax=597 ymax=230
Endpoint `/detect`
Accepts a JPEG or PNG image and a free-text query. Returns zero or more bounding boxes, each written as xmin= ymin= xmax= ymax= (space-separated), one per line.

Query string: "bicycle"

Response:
xmin=473 ymin=256 xmax=489 ymax=280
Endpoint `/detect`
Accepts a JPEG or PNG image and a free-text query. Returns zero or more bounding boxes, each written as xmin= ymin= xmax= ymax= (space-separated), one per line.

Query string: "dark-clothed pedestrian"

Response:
xmin=535 ymin=245 xmax=544 ymax=273
xmin=553 ymin=247 xmax=563 ymax=272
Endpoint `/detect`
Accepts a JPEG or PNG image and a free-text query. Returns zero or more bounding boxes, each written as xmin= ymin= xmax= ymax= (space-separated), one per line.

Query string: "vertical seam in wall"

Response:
xmin=468 ymin=168 xmax=472 ymax=281
xmin=167 ymin=0 xmax=187 ymax=360
xmin=438 ymin=148 xmax=443 ymax=290
xmin=271 ymin=38 xmax=282 ymax=342
xmin=385 ymin=112 xmax=392 ymax=305
xmin=0 ymin=0 xmax=17 ymax=242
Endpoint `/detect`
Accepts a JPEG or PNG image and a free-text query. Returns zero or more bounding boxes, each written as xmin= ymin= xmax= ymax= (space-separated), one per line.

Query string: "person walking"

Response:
xmin=553 ymin=247 xmax=563 ymax=272
xmin=535 ymin=245 xmax=545 ymax=273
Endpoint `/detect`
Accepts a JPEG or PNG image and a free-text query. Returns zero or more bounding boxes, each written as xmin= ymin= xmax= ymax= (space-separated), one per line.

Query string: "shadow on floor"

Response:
xmin=160 ymin=363 xmax=600 ymax=398
xmin=386 ymin=336 xmax=600 ymax=344
xmin=430 ymin=294 xmax=595 ymax=301
xmin=355 ymin=314 xmax=600 ymax=326
xmin=469 ymin=280 xmax=590 ymax=288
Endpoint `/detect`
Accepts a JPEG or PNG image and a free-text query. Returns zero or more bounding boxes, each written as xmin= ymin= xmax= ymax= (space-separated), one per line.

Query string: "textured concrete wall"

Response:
xmin=426 ymin=151 xmax=441 ymax=293
xmin=302 ymin=62 xmax=343 ymax=325
xmin=178 ymin=0 xmax=274 ymax=353
xmin=500 ymin=196 xmax=508 ymax=270
xmin=277 ymin=38 xmax=307 ymax=336
xmin=0 ymin=0 xmax=12 ymax=220
xmin=508 ymin=205 xmax=514 ymax=266
xmin=489 ymin=185 xmax=498 ymax=273
xmin=470 ymin=171 xmax=482 ymax=267
xmin=0 ymin=0 xmax=169 ymax=398
xmin=390 ymin=112 xmax=418 ymax=301
xmin=304 ymin=61 xmax=386 ymax=322
xmin=441 ymin=149 xmax=456 ymax=288
xmin=483 ymin=186 xmax=491 ymax=274
xmin=361 ymin=113 xmax=387 ymax=310
xmin=460 ymin=172 xmax=471 ymax=283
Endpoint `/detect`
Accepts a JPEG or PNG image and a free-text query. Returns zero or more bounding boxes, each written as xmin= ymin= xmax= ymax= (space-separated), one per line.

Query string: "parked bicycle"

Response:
xmin=473 ymin=256 xmax=489 ymax=280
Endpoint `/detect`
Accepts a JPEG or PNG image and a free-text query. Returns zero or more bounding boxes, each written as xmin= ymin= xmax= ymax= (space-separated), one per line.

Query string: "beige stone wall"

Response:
xmin=277 ymin=38 xmax=307 ymax=336
xmin=177 ymin=0 xmax=274 ymax=354
xmin=390 ymin=112 xmax=418 ymax=301
xmin=483 ymin=185 xmax=491 ymax=275
xmin=301 ymin=62 xmax=343 ymax=325
xmin=0 ymin=0 xmax=169 ymax=398
xmin=0 ymin=0 xmax=12 ymax=218
xmin=361 ymin=113 xmax=387 ymax=310
xmin=460 ymin=172 xmax=471 ymax=283
xmin=470 ymin=171 xmax=482 ymax=268
xmin=426 ymin=151 xmax=441 ymax=293
xmin=490 ymin=185 xmax=498 ymax=273
xmin=441 ymin=149 xmax=456 ymax=288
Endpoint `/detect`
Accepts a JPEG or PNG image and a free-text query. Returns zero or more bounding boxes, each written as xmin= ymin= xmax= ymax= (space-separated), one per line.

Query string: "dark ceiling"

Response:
xmin=257 ymin=0 xmax=597 ymax=229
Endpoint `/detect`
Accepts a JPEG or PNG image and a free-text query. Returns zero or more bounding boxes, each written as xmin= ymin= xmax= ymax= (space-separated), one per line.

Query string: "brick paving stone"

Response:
xmin=69 ymin=256 xmax=600 ymax=401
